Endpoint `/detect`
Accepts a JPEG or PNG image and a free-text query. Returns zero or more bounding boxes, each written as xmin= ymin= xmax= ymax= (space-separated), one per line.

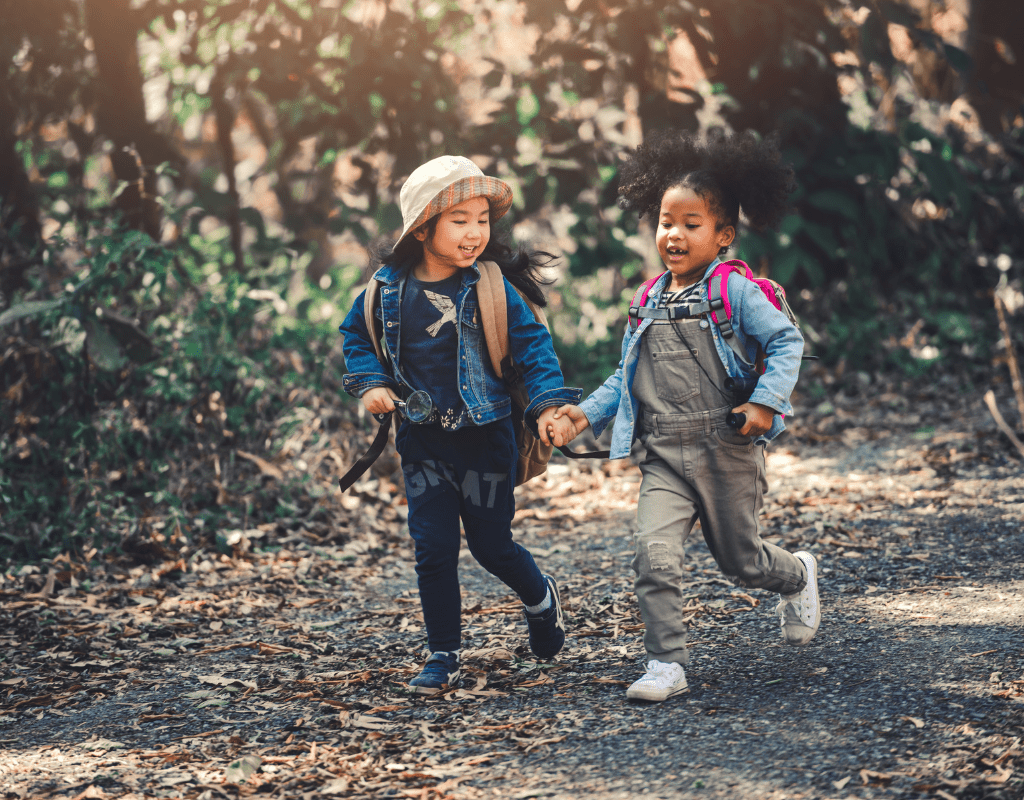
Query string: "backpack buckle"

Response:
xmin=719 ymin=318 xmax=735 ymax=339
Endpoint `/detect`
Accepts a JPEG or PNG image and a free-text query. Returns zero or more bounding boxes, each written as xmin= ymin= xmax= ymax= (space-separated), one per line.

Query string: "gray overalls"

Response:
xmin=631 ymin=316 xmax=806 ymax=666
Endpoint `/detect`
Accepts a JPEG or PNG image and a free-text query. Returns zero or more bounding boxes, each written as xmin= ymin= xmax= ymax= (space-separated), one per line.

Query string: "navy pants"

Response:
xmin=396 ymin=417 xmax=547 ymax=653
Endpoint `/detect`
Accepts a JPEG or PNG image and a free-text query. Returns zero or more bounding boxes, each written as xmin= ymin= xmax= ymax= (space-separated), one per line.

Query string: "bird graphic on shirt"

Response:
xmin=424 ymin=290 xmax=457 ymax=337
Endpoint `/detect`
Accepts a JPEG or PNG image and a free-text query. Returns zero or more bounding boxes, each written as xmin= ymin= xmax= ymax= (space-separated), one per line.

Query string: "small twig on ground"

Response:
xmin=983 ymin=390 xmax=1024 ymax=459
xmin=994 ymin=289 xmax=1024 ymax=427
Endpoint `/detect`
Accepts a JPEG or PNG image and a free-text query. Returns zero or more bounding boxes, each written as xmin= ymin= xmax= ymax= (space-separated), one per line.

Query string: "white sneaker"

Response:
xmin=777 ymin=550 xmax=821 ymax=646
xmin=626 ymin=659 xmax=688 ymax=702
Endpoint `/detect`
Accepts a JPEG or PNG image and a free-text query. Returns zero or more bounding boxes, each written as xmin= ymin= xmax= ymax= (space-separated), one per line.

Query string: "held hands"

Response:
xmin=537 ymin=404 xmax=590 ymax=448
xmin=361 ymin=386 xmax=400 ymax=417
xmin=732 ymin=401 xmax=774 ymax=437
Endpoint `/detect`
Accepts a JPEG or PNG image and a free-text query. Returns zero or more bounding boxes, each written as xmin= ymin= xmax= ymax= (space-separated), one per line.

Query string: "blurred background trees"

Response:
xmin=1 ymin=0 xmax=1022 ymax=559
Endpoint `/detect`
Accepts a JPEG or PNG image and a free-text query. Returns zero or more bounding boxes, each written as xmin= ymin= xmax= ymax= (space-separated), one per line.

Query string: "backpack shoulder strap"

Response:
xmin=363 ymin=276 xmax=386 ymax=364
xmin=628 ymin=272 xmax=666 ymax=331
xmin=706 ymin=260 xmax=754 ymax=368
xmin=707 ymin=259 xmax=753 ymax=327
xmin=475 ymin=260 xmax=510 ymax=379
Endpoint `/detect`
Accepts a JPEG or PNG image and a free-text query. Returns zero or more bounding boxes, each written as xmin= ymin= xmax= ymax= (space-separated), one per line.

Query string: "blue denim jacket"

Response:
xmin=340 ymin=260 xmax=581 ymax=426
xmin=577 ymin=258 xmax=804 ymax=458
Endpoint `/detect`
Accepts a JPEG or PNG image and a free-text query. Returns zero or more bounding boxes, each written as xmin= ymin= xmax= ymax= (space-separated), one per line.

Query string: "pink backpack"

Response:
xmin=627 ymin=259 xmax=799 ymax=374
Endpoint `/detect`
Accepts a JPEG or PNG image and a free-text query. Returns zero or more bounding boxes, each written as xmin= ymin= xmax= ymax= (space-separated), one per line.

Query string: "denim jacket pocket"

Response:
xmin=461 ymin=299 xmax=481 ymax=329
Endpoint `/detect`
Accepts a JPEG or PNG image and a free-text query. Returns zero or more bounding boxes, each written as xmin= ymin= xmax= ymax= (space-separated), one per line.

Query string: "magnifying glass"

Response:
xmin=394 ymin=390 xmax=434 ymax=424
xmin=372 ymin=390 xmax=434 ymax=424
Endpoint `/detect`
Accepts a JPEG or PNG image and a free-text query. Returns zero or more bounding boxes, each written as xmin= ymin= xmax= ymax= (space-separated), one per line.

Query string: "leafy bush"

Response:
xmin=0 ymin=215 xmax=362 ymax=562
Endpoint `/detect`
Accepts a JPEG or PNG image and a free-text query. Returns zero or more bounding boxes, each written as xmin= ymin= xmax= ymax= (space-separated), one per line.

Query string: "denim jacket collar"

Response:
xmin=371 ymin=260 xmax=484 ymax=287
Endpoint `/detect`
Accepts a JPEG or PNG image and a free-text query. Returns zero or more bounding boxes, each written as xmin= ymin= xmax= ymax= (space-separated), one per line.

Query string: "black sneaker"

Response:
xmin=524 ymin=574 xmax=565 ymax=660
xmin=408 ymin=651 xmax=460 ymax=695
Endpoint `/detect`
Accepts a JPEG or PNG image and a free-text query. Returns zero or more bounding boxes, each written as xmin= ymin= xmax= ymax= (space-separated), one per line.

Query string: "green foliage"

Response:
xmin=0 ymin=211 xmax=359 ymax=561
xmin=3 ymin=0 xmax=1023 ymax=564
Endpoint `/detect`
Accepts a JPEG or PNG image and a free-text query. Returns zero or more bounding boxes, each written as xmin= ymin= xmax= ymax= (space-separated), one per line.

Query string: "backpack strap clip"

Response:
xmin=627 ymin=272 xmax=667 ymax=333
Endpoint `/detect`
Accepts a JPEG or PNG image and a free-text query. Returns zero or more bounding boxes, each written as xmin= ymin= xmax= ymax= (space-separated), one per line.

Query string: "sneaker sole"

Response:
xmin=786 ymin=551 xmax=821 ymax=646
xmin=548 ymin=575 xmax=564 ymax=636
xmin=626 ymin=680 xmax=689 ymax=702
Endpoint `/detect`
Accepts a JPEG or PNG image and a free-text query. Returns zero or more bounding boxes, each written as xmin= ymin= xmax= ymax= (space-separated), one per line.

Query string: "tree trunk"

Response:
xmin=966 ymin=0 xmax=1024 ymax=137
xmin=82 ymin=0 xmax=163 ymax=239
xmin=211 ymin=74 xmax=245 ymax=274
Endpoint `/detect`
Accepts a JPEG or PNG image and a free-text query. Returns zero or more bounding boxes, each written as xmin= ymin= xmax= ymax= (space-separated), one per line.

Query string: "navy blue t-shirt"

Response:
xmin=400 ymin=272 xmax=471 ymax=430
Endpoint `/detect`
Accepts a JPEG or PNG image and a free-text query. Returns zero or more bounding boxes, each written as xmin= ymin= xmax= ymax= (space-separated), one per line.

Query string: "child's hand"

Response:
xmin=731 ymin=401 xmax=774 ymax=437
xmin=538 ymin=410 xmax=576 ymax=448
xmin=361 ymin=386 xmax=400 ymax=416
xmin=543 ymin=404 xmax=591 ymax=447
xmin=537 ymin=407 xmax=564 ymax=446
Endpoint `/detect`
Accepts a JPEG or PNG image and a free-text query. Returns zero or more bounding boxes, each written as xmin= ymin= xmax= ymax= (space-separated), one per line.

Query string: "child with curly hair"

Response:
xmin=340 ymin=156 xmax=580 ymax=694
xmin=549 ymin=130 xmax=819 ymax=702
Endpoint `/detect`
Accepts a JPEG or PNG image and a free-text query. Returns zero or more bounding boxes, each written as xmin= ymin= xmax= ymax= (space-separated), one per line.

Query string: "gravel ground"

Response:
xmin=1 ymin=384 xmax=1022 ymax=799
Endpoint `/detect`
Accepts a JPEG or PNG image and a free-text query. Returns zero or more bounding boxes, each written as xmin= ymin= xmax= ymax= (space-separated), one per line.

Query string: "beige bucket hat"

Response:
xmin=394 ymin=156 xmax=514 ymax=250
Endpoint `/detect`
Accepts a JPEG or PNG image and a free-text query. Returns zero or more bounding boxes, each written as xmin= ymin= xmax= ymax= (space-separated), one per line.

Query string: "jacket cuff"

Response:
xmin=342 ymin=372 xmax=401 ymax=398
xmin=576 ymin=398 xmax=606 ymax=438
xmin=525 ymin=387 xmax=583 ymax=419
xmin=748 ymin=388 xmax=792 ymax=417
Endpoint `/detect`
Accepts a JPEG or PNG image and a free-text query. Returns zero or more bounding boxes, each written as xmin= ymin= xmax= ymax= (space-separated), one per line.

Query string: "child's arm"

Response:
xmin=502 ymin=283 xmax=581 ymax=425
xmin=339 ymin=288 xmax=402 ymax=400
xmin=729 ymin=279 xmax=805 ymax=427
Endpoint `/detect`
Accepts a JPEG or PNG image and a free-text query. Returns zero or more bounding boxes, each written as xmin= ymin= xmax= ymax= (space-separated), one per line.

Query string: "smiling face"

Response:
xmin=656 ymin=185 xmax=735 ymax=289
xmin=413 ymin=196 xmax=491 ymax=280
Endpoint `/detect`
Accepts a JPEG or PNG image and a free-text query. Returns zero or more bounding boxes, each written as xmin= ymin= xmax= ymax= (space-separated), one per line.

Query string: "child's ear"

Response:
xmin=717 ymin=225 xmax=736 ymax=249
xmin=412 ymin=225 xmax=429 ymax=242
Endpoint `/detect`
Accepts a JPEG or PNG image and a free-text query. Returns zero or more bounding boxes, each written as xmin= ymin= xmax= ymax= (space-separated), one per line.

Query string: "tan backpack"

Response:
xmin=362 ymin=260 xmax=552 ymax=486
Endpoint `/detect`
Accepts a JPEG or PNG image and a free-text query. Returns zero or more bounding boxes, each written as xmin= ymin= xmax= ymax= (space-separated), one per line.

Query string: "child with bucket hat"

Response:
xmin=340 ymin=156 xmax=581 ymax=694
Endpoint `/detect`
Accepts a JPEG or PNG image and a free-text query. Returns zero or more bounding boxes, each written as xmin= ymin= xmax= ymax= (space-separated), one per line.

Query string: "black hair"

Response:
xmin=617 ymin=129 xmax=796 ymax=242
xmin=370 ymin=217 xmax=555 ymax=308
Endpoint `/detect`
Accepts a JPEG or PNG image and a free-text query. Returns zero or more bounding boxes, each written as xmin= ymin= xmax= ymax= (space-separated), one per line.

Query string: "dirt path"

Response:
xmin=2 ymin=385 xmax=1023 ymax=800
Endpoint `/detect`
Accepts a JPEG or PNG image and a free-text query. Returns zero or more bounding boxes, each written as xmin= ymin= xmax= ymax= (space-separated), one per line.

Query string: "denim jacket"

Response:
xmin=577 ymin=258 xmax=804 ymax=458
xmin=340 ymin=260 xmax=581 ymax=427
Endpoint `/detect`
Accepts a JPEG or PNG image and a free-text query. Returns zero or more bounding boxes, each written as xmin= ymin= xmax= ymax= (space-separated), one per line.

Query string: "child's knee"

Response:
xmin=632 ymin=533 xmax=683 ymax=577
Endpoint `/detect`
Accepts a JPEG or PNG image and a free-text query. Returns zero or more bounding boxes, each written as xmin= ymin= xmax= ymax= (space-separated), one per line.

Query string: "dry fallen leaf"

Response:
xmin=225 ymin=754 xmax=262 ymax=784
xmin=236 ymin=450 xmax=284 ymax=479
xmin=198 ymin=674 xmax=258 ymax=691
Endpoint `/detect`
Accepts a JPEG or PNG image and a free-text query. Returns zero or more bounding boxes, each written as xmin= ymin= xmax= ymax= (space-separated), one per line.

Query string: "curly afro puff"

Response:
xmin=617 ymin=129 xmax=796 ymax=233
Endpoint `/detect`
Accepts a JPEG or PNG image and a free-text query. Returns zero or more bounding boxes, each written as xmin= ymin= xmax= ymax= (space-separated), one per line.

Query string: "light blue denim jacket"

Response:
xmin=340 ymin=260 xmax=581 ymax=427
xmin=577 ymin=258 xmax=804 ymax=457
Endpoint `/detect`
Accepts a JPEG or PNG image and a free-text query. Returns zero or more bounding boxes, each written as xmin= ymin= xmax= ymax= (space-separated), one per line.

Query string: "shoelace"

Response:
xmin=640 ymin=662 xmax=677 ymax=686
xmin=778 ymin=596 xmax=816 ymax=626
